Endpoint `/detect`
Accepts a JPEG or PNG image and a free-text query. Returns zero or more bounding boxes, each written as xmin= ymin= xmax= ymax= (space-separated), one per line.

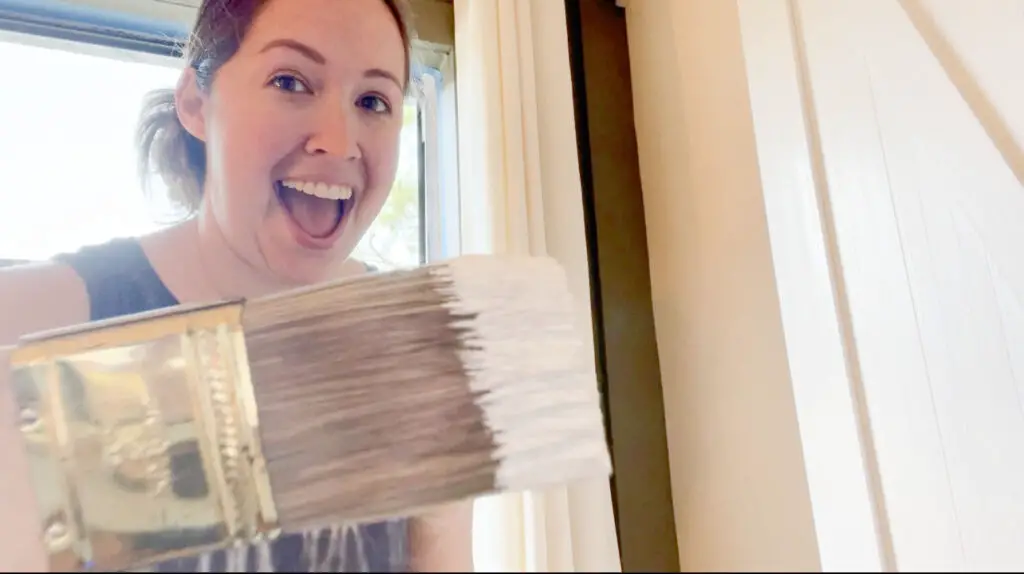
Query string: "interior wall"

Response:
xmin=620 ymin=0 xmax=822 ymax=570
xmin=563 ymin=0 xmax=678 ymax=571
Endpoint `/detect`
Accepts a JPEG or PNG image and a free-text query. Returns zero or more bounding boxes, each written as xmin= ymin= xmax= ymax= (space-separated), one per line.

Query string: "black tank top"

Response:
xmin=55 ymin=237 xmax=410 ymax=573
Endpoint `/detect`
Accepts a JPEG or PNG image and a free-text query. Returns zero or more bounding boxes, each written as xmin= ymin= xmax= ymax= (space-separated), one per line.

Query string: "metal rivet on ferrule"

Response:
xmin=44 ymin=521 xmax=72 ymax=550
xmin=18 ymin=407 xmax=37 ymax=422
xmin=18 ymin=408 xmax=40 ymax=431
xmin=152 ymin=478 xmax=170 ymax=497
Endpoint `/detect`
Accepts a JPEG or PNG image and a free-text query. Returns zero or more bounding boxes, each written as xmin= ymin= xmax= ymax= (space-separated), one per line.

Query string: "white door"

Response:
xmin=783 ymin=0 xmax=1024 ymax=570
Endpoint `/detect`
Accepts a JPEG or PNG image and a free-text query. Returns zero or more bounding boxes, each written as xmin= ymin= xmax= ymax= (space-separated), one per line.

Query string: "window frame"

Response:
xmin=419 ymin=57 xmax=461 ymax=263
xmin=0 ymin=0 xmax=188 ymax=58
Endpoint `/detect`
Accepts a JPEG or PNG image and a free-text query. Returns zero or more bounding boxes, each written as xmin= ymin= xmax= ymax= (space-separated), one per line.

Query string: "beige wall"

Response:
xmin=621 ymin=0 xmax=821 ymax=570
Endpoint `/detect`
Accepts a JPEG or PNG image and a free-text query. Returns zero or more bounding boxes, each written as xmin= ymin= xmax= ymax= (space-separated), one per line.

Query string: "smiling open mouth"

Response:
xmin=275 ymin=179 xmax=353 ymax=242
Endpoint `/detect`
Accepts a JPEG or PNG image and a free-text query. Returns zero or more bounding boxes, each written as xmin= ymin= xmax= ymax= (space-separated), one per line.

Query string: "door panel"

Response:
xmin=793 ymin=0 xmax=1024 ymax=569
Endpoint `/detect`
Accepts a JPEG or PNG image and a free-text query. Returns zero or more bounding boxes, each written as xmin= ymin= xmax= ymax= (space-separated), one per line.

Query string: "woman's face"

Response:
xmin=187 ymin=0 xmax=406 ymax=285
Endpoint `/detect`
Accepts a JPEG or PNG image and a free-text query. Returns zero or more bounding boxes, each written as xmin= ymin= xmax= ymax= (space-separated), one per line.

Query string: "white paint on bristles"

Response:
xmin=431 ymin=255 xmax=613 ymax=492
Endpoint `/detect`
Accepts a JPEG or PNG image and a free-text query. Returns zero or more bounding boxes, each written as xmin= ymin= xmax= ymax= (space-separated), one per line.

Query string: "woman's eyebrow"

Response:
xmin=365 ymin=68 xmax=403 ymax=91
xmin=259 ymin=38 xmax=325 ymax=65
xmin=258 ymin=39 xmax=403 ymax=90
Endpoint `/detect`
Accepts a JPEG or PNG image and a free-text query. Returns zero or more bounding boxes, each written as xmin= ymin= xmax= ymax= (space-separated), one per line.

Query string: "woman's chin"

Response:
xmin=271 ymin=263 xmax=335 ymax=291
xmin=256 ymin=219 xmax=358 ymax=285
xmin=255 ymin=247 xmax=340 ymax=292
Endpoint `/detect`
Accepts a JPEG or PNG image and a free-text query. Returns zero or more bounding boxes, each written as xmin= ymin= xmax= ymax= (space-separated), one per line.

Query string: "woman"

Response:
xmin=0 ymin=0 xmax=472 ymax=571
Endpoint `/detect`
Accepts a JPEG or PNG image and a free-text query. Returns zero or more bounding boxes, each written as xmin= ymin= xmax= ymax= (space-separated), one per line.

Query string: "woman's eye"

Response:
xmin=270 ymin=74 xmax=311 ymax=94
xmin=357 ymin=94 xmax=391 ymax=115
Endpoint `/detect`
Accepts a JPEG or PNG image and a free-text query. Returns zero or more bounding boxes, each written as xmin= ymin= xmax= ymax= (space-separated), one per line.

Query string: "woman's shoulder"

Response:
xmin=0 ymin=259 xmax=90 ymax=344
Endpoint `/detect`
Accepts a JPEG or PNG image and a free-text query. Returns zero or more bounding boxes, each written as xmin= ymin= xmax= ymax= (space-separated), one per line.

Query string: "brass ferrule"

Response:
xmin=9 ymin=301 xmax=280 ymax=572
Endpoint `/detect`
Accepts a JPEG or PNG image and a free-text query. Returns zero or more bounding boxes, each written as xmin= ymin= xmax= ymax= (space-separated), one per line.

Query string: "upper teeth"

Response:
xmin=282 ymin=180 xmax=353 ymax=201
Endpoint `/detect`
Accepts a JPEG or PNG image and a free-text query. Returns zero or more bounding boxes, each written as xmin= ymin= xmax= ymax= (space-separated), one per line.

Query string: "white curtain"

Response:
xmin=451 ymin=0 xmax=622 ymax=572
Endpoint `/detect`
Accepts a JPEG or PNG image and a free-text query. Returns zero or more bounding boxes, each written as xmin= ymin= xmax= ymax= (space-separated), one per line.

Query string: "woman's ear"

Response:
xmin=174 ymin=68 xmax=208 ymax=142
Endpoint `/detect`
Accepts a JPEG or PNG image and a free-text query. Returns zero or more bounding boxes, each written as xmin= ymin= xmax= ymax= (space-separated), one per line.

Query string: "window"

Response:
xmin=0 ymin=8 xmax=435 ymax=272
xmin=355 ymin=97 xmax=424 ymax=270
xmin=0 ymin=32 xmax=180 ymax=262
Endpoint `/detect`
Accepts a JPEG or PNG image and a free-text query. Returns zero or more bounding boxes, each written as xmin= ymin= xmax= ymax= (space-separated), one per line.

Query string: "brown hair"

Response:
xmin=136 ymin=0 xmax=414 ymax=214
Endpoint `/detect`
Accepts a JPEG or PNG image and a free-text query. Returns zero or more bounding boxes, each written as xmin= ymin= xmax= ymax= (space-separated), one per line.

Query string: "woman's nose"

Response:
xmin=304 ymin=106 xmax=360 ymax=160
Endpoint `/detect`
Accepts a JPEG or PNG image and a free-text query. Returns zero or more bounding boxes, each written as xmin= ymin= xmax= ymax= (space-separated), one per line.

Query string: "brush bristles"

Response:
xmin=432 ymin=256 xmax=611 ymax=491
xmin=240 ymin=255 xmax=611 ymax=532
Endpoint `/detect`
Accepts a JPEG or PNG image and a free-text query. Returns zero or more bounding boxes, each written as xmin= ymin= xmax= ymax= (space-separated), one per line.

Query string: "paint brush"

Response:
xmin=8 ymin=254 xmax=612 ymax=572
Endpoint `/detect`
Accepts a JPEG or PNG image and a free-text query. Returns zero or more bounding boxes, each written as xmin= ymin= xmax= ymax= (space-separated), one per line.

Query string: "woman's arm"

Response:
xmin=0 ymin=345 xmax=51 ymax=572
xmin=0 ymin=263 xmax=90 ymax=571
xmin=408 ymin=500 xmax=475 ymax=572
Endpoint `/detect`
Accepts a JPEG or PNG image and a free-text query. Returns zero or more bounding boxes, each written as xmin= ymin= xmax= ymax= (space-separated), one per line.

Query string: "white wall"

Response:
xmin=623 ymin=0 xmax=1024 ymax=571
